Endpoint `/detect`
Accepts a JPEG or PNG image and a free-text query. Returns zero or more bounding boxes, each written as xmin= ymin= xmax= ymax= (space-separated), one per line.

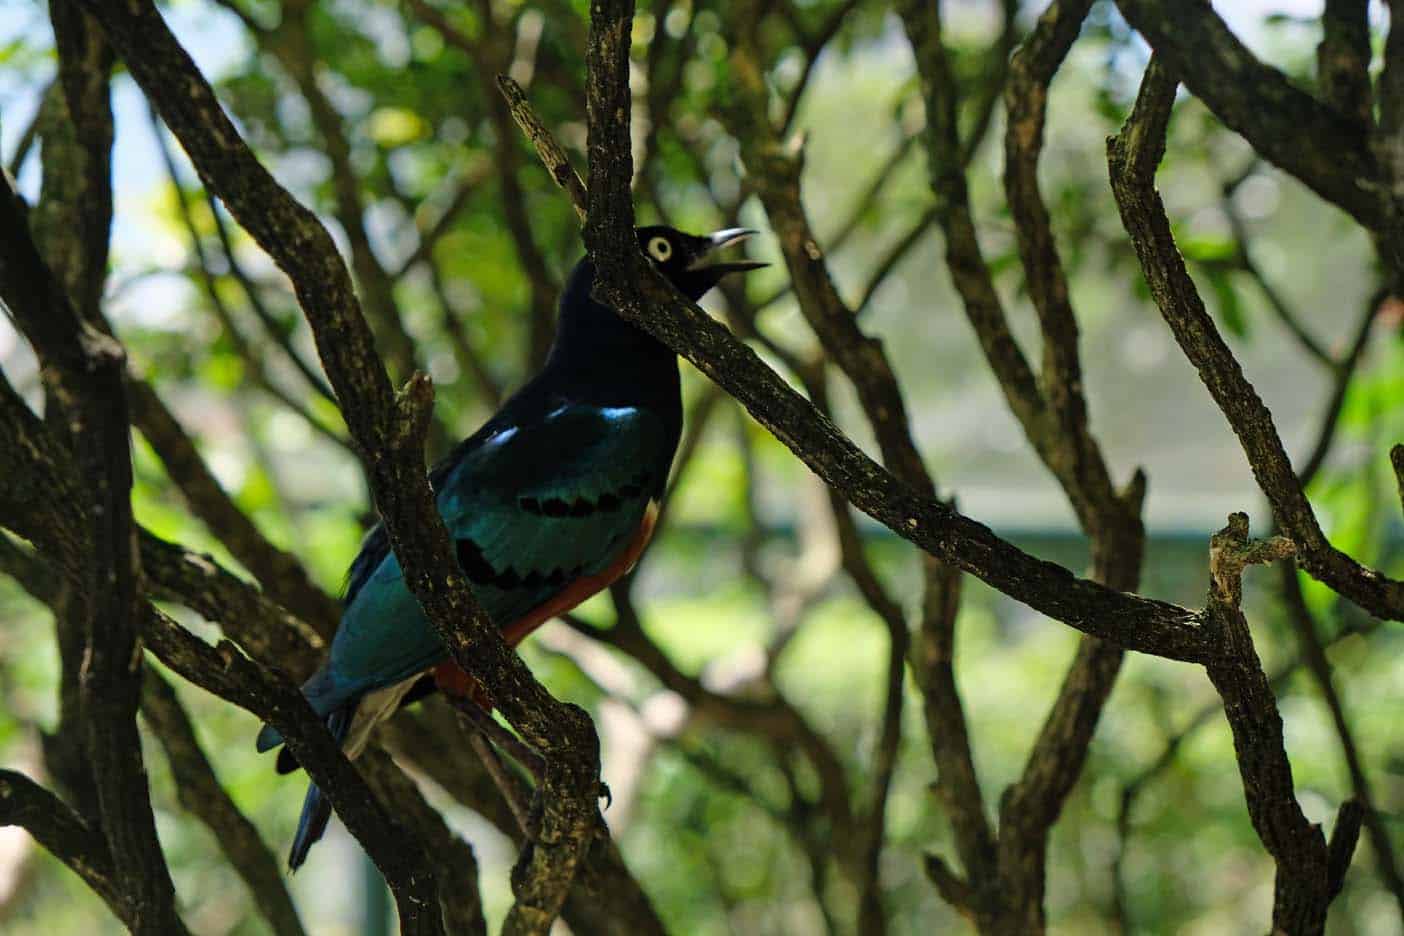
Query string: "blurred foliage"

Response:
xmin=0 ymin=0 xmax=1402 ymax=934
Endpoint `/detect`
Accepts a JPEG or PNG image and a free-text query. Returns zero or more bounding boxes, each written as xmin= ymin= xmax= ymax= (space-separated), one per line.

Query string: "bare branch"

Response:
xmin=403 ymin=0 xmax=571 ymax=367
xmin=924 ymin=853 xmax=976 ymax=918
xmin=1202 ymin=514 xmax=1350 ymax=933
xmin=1218 ymin=166 xmax=1338 ymax=371
xmin=995 ymin=22 xmax=1147 ymax=924
xmin=424 ymin=258 xmax=506 ymax=407
xmin=778 ymin=0 xmax=863 ymax=135
xmin=6 ymin=8 xmax=182 ymax=928
xmin=1108 ymin=59 xmax=1363 ymax=929
xmin=1114 ymin=0 xmax=1381 ymax=229
xmin=507 ymin=60 xmax=1208 ymax=664
xmin=567 ymin=590 xmax=856 ymax=840
xmin=1294 ymin=291 xmax=1382 ymax=487
xmin=1115 ymin=606 xmax=1379 ymax=915
xmin=898 ymin=0 xmax=1048 ymax=462
xmin=1392 ymin=445 xmax=1404 ymax=518
xmin=381 ymin=701 xmax=669 ymax=936
xmin=144 ymin=104 xmax=348 ymax=444
xmin=138 ymin=530 xmax=323 ymax=677
xmin=357 ymin=749 xmax=488 ymax=936
xmin=852 ymin=206 xmax=938 ymax=316
xmin=83 ymin=6 xmax=611 ymax=931
xmin=390 ymin=157 xmax=493 ymax=280
xmin=1108 ymin=56 xmax=1404 ymax=622
xmin=202 ymin=193 xmax=339 ymax=406
xmin=264 ymin=4 xmax=422 ymax=387
xmin=5 ymin=80 xmax=52 ymax=178
xmin=1317 ymin=0 xmax=1372 ymax=124
xmin=1279 ymin=566 xmax=1404 ymax=913
xmin=789 ymin=362 xmax=963 ymax=929
xmin=141 ymin=607 xmax=446 ymax=935
xmin=727 ymin=19 xmax=936 ymax=500
xmin=497 ymin=74 xmax=589 ymax=220
xmin=139 ymin=671 xmax=306 ymax=936
xmin=0 ymin=770 xmax=126 ymax=922
xmin=1002 ymin=0 xmax=1121 ymax=530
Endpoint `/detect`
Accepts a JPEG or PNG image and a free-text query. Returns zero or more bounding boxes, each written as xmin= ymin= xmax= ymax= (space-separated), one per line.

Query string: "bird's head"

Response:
xmin=636 ymin=225 xmax=767 ymax=300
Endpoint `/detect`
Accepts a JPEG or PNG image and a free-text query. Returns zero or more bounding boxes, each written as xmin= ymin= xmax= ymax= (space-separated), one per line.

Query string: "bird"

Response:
xmin=256 ymin=225 xmax=764 ymax=869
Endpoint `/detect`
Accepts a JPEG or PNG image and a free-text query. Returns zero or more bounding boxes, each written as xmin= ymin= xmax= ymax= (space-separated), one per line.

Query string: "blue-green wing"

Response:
xmin=315 ymin=404 xmax=667 ymax=708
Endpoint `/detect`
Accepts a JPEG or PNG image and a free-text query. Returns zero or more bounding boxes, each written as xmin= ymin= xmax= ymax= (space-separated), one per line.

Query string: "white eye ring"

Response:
xmin=647 ymin=236 xmax=672 ymax=262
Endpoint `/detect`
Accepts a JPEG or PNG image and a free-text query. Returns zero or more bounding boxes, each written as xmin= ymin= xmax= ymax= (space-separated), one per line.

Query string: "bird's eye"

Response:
xmin=647 ymin=237 xmax=673 ymax=262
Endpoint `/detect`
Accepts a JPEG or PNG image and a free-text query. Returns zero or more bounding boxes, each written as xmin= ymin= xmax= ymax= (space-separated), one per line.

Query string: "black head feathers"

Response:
xmin=635 ymin=226 xmax=767 ymax=300
xmin=547 ymin=225 xmax=766 ymax=381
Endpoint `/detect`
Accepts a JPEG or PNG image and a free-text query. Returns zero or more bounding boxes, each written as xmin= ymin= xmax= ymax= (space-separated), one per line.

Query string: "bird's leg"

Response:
xmin=446 ymin=693 xmax=546 ymax=842
xmin=447 ymin=690 xmax=545 ymax=781
xmin=465 ymin=726 xmax=537 ymax=841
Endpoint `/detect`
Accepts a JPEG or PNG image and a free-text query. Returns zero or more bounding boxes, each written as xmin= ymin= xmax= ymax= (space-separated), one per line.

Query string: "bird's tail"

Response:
xmin=287 ymin=705 xmax=353 ymax=871
xmin=288 ymin=782 xmax=331 ymax=872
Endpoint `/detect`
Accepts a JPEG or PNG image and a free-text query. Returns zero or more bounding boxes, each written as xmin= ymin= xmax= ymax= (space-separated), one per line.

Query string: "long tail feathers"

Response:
xmin=288 ymin=782 xmax=332 ymax=871
xmin=286 ymin=706 xmax=353 ymax=871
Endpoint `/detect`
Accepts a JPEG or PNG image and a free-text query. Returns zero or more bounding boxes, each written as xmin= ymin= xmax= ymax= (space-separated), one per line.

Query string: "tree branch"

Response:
xmin=0 ymin=770 xmax=125 ymax=922
xmin=1108 ymin=55 xmax=1404 ymax=623
xmin=406 ymin=0 xmax=561 ymax=369
xmin=140 ymin=607 xmax=446 ymax=935
xmin=497 ymin=75 xmax=589 ymax=220
xmin=83 ymin=4 xmax=609 ymax=931
xmin=144 ymin=104 xmax=348 ymax=445
xmin=5 ymin=8 xmax=181 ymax=928
xmin=1203 ymin=515 xmax=1351 ymax=934
xmin=139 ymin=530 xmax=324 ymax=677
xmin=1113 ymin=0 xmax=1381 ymax=229
xmin=1317 ymin=0 xmax=1372 ymax=124
xmin=567 ymin=590 xmax=855 ymax=842
xmin=202 ymin=191 xmax=339 ymax=406
xmin=356 ymin=748 xmax=489 ymax=936
xmin=507 ymin=45 xmax=1211 ymax=662
xmin=264 ymin=3 xmax=423 ymax=388
xmin=1278 ymin=565 xmax=1404 ymax=914
xmin=139 ymin=670 xmax=306 ymax=936
xmin=1110 ymin=59 xmax=1364 ymax=931
xmin=982 ymin=7 xmax=1149 ymax=928
xmin=898 ymin=0 xmax=1049 ymax=476
xmin=1218 ymin=164 xmax=1338 ymax=371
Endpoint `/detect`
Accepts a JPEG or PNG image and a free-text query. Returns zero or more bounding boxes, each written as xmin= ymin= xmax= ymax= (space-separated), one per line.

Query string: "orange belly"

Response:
xmin=434 ymin=501 xmax=660 ymax=704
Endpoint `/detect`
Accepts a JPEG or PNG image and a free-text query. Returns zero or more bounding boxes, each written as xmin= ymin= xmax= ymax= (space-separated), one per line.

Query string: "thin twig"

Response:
xmin=1219 ymin=169 xmax=1336 ymax=369
xmin=1392 ymin=445 xmax=1404 ymax=517
xmin=496 ymin=74 xmax=589 ymax=220
xmin=203 ymin=195 xmax=339 ymax=406
xmin=853 ymin=205 xmax=938 ymax=315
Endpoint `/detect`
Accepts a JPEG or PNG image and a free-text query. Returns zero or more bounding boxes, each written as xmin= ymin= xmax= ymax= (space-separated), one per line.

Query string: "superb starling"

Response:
xmin=257 ymin=226 xmax=763 ymax=868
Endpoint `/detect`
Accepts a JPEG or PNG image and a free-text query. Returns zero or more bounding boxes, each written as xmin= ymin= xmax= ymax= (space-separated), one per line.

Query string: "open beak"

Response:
xmin=687 ymin=228 xmax=768 ymax=275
